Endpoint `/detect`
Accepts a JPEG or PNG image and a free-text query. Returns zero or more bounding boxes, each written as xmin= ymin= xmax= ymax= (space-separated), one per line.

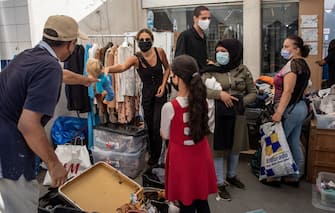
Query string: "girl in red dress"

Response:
xmin=160 ymin=55 xmax=217 ymax=212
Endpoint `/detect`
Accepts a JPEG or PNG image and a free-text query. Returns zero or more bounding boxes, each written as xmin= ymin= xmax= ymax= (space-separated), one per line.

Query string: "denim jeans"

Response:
xmin=214 ymin=153 xmax=239 ymax=185
xmin=282 ymin=100 xmax=307 ymax=180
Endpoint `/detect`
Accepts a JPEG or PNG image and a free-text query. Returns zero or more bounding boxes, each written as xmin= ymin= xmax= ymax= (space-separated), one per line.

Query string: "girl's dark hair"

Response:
xmin=287 ymin=35 xmax=310 ymax=58
xmin=136 ymin=28 xmax=154 ymax=41
xmin=171 ymin=55 xmax=210 ymax=143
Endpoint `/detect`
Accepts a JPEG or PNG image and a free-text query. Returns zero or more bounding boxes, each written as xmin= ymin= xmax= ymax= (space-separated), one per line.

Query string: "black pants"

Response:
xmin=179 ymin=200 xmax=210 ymax=213
xmin=142 ymin=87 xmax=166 ymax=161
xmin=328 ymin=67 xmax=335 ymax=87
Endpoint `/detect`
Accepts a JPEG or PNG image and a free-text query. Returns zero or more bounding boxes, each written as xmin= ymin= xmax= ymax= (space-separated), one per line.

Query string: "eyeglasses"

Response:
xmin=139 ymin=38 xmax=152 ymax=42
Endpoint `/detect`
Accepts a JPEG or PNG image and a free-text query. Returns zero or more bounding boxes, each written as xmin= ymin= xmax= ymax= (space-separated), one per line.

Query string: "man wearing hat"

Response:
xmin=0 ymin=15 xmax=88 ymax=213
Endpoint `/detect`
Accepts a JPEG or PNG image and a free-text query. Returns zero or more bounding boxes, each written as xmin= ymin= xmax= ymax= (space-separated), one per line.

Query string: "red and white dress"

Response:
xmin=160 ymin=97 xmax=217 ymax=206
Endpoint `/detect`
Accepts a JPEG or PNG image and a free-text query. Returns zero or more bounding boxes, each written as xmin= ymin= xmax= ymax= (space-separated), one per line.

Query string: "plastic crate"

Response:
xmin=316 ymin=172 xmax=335 ymax=207
xmin=312 ymin=100 xmax=335 ymax=129
xmin=93 ymin=127 xmax=147 ymax=153
xmin=91 ymin=143 xmax=146 ymax=178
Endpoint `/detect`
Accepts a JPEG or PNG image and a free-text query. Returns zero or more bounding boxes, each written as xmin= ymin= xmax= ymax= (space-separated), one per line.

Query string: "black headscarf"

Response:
xmin=201 ymin=39 xmax=243 ymax=74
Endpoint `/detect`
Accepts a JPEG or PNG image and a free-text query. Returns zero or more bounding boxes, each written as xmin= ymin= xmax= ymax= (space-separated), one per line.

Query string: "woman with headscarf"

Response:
xmin=201 ymin=39 xmax=256 ymax=201
xmin=316 ymin=39 xmax=335 ymax=87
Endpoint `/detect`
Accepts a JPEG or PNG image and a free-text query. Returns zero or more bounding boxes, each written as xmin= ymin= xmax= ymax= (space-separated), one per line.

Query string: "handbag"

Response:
xmin=43 ymin=138 xmax=92 ymax=185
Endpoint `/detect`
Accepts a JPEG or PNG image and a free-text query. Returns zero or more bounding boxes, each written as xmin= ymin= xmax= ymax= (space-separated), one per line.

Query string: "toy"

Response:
xmin=86 ymin=58 xmax=114 ymax=107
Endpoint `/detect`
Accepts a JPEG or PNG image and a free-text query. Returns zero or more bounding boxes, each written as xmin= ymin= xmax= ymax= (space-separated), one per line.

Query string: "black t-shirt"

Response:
xmin=325 ymin=50 xmax=335 ymax=74
xmin=289 ymin=58 xmax=311 ymax=106
xmin=0 ymin=45 xmax=62 ymax=180
xmin=175 ymin=27 xmax=208 ymax=69
xmin=325 ymin=50 xmax=335 ymax=66
xmin=325 ymin=50 xmax=335 ymax=86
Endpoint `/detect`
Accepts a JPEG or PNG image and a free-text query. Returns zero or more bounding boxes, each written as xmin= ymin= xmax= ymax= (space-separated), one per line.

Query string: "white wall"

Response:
xmin=80 ymin=0 xmax=146 ymax=36
xmin=28 ymin=0 xmax=105 ymax=46
xmin=243 ymin=0 xmax=261 ymax=79
xmin=0 ymin=0 xmax=31 ymax=59
xmin=142 ymin=0 xmax=239 ymax=8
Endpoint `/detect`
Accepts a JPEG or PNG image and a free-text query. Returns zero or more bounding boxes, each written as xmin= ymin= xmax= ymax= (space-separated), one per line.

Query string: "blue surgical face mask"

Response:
xmin=281 ymin=49 xmax=291 ymax=60
xmin=216 ymin=51 xmax=229 ymax=65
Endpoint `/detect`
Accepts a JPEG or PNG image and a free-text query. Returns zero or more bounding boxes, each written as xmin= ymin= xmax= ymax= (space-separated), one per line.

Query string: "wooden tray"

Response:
xmin=59 ymin=161 xmax=143 ymax=213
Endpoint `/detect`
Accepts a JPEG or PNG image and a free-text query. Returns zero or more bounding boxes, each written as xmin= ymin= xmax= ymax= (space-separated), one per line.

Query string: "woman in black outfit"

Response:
xmin=316 ymin=39 xmax=335 ymax=87
xmin=107 ymin=29 xmax=171 ymax=165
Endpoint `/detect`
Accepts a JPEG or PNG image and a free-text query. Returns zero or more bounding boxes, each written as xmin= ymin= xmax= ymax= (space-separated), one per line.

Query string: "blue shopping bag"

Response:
xmin=51 ymin=116 xmax=88 ymax=145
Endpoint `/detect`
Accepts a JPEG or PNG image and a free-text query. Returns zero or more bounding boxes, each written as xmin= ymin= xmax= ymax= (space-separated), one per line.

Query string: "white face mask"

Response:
xmin=198 ymin=19 xmax=210 ymax=31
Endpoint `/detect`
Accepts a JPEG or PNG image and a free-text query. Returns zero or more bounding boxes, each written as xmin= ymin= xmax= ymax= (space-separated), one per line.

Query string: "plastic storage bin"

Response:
xmin=93 ymin=124 xmax=147 ymax=153
xmin=313 ymin=184 xmax=335 ymax=212
xmin=91 ymin=143 xmax=146 ymax=179
xmin=312 ymin=100 xmax=335 ymax=129
xmin=316 ymin=172 xmax=335 ymax=207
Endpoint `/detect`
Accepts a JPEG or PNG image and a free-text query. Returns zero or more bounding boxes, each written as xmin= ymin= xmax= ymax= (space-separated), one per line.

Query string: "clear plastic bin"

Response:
xmin=316 ymin=172 xmax=335 ymax=207
xmin=312 ymin=184 xmax=335 ymax=212
xmin=91 ymin=143 xmax=146 ymax=179
xmin=93 ymin=127 xmax=147 ymax=153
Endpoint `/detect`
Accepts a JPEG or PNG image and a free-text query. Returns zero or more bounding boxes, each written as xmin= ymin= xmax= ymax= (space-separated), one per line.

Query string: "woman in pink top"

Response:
xmin=271 ymin=35 xmax=310 ymax=187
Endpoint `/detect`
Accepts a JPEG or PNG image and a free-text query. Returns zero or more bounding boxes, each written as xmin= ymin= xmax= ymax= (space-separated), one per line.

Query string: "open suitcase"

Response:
xmin=58 ymin=162 xmax=143 ymax=213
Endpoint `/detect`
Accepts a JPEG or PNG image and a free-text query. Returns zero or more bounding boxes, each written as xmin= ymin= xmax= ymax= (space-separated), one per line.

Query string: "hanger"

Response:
xmin=121 ymin=37 xmax=129 ymax=47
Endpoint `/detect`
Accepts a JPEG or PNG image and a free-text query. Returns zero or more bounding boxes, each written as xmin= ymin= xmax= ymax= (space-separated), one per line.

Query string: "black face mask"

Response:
xmin=138 ymin=41 xmax=152 ymax=52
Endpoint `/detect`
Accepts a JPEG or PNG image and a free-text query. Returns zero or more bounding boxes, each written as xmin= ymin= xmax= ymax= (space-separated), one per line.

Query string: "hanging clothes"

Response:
xmin=85 ymin=43 xmax=95 ymax=149
xmin=106 ymin=46 xmax=118 ymax=123
xmin=64 ymin=44 xmax=91 ymax=113
xmin=117 ymin=45 xmax=136 ymax=99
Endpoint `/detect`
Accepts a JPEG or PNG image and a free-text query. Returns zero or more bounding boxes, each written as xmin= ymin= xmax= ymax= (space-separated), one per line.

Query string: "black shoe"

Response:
xmin=226 ymin=176 xmax=245 ymax=189
xmin=282 ymin=177 xmax=300 ymax=188
xmin=150 ymin=200 xmax=169 ymax=213
xmin=260 ymin=179 xmax=281 ymax=187
xmin=217 ymin=185 xmax=232 ymax=201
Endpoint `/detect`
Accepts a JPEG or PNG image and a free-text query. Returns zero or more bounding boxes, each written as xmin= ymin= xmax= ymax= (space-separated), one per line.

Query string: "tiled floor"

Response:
xmin=38 ymin=155 xmax=330 ymax=213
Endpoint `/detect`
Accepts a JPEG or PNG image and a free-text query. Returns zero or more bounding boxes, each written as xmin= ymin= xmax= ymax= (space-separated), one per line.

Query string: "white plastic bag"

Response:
xmin=43 ymin=143 xmax=92 ymax=185
xmin=205 ymin=77 xmax=222 ymax=133
xmin=259 ymin=122 xmax=298 ymax=180
xmin=319 ymin=85 xmax=335 ymax=114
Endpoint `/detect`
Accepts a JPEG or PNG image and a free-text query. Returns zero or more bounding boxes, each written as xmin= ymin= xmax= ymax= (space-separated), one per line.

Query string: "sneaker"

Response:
xmin=260 ymin=178 xmax=281 ymax=187
xmin=217 ymin=185 xmax=232 ymax=201
xmin=226 ymin=176 xmax=245 ymax=189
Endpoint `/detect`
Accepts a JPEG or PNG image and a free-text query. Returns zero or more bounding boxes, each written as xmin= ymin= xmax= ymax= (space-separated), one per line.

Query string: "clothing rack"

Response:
xmin=87 ymin=34 xmax=137 ymax=48
xmin=86 ymin=34 xmax=139 ymax=149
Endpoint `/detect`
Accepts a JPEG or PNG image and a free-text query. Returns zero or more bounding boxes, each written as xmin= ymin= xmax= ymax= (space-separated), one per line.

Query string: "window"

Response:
xmin=152 ymin=4 xmax=243 ymax=61
xmin=261 ymin=2 xmax=299 ymax=74
xmin=323 ymin=0 xmax=335 ymax=57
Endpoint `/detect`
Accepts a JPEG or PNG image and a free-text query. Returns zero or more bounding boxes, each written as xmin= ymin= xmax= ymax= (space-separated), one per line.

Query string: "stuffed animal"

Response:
xmin=86 ymin=58 xmax=114 ymax=107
